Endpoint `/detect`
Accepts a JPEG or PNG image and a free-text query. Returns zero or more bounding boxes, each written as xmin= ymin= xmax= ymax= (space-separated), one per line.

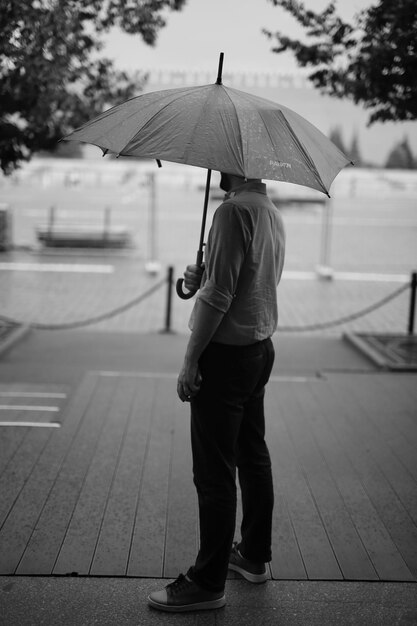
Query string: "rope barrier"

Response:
xmin=0 ymin=277 xmax=166 ymax=331
xmin=0 ymin=271 xmax=413 ymax=334
xmin=278 ymin=282 xmax=410 ymax=332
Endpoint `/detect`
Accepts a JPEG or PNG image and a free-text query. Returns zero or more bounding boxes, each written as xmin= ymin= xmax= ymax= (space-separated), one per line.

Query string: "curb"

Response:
xmin=0 ymin=324 xmax=31 ymax=359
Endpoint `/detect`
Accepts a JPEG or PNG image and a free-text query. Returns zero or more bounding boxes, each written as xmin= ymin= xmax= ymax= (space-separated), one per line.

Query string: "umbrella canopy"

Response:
xmin=64 ymin=81 xmax=351 ymax=196
xmin=63 ymin=54 xmax=352 ymax=298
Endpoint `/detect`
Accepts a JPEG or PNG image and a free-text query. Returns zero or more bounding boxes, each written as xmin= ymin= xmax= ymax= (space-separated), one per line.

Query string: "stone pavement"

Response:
xmin=1 ymin=166 xmax=416 ymax=338
xmin=0 ymin=248 xmax=413 ymax=338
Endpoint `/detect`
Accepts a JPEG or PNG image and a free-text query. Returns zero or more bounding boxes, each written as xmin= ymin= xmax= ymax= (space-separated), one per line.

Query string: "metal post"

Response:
xmin=0 ymin=203 xmax=11 ymax=251
xmin=408 ymin=271 xmax=417 ymax=336
xmin=146 ymin=171 xmax=161 ymax=274
xmin=316 ymin=196 xmax=334 ymax=279
xmin=48 ymin=206 xmax=55 ymax=238
xmin=103 ymin=206 xmax=110 ymax=242
xmin=161 ymin=266 xmax=174 ymax=334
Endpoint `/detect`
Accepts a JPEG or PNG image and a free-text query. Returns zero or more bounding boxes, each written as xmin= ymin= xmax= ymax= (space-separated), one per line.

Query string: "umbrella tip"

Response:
xmin=156 ymin=159 xmax=162 ymax=168
xmin=216 ymin=52 xmax=224 ymax=85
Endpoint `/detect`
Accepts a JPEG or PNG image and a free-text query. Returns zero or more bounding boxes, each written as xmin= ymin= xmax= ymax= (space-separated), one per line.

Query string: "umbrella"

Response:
xmin=63 ymin=53 xmax=352 ymax=298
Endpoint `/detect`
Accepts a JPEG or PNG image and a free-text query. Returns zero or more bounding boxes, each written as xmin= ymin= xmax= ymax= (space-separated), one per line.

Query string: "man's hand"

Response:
xmin=177 ymin=357 xmax=202 ymax=402
xmin=183 ymin=264 xmax=204 ymax=294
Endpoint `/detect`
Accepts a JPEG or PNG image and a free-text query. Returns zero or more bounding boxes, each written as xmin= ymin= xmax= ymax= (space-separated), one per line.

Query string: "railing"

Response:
xmin=0 ymin=268 xmax=416 ymax=336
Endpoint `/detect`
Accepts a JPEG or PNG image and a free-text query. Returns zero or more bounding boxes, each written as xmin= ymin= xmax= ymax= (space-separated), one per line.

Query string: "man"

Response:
xmin=148 ymin=171 xmax=286 ymax=612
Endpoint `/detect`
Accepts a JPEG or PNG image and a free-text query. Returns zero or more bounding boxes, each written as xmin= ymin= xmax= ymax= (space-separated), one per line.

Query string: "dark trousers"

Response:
xmin=187 ymin=337 xmax=275 ymax=592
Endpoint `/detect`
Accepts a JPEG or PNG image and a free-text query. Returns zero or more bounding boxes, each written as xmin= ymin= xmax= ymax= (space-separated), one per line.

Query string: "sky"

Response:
xmin=102 ymin=0 xmax=417 ymax=165
xmin=105 ymin=0 xmax=374 ymax=74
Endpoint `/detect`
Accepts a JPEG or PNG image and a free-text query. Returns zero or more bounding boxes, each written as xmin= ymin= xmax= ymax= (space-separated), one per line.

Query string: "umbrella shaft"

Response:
xmin=196 ymin=169 xmax=212 ymax=266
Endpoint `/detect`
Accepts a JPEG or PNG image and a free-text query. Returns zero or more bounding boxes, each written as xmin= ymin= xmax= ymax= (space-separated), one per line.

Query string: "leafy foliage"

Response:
xmin=328 ymin=126 xmax=347 ymax=155
xmin=0 ymin=0 xmax=186 ymax=174
xmin=385 ymin=137 xmax=415 ymax=168
xmin=348 ymin=133 xmax=362 ymax=167
xmin=264 ymin=0 xmax=417 ymax=125
xmin=328 ymin=126 xmax=363 ymax=166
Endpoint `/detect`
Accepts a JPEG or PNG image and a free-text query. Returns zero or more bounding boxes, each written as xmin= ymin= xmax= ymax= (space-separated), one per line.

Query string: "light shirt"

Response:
xmin=190 ymin=181 xmax=286 ymax=345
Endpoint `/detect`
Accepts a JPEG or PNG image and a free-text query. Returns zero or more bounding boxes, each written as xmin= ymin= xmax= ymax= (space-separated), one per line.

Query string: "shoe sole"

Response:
xmin=148 ymin=595 xmax=226 ymax=612
xmin=228 ymin=562 xmax=268 ymax=583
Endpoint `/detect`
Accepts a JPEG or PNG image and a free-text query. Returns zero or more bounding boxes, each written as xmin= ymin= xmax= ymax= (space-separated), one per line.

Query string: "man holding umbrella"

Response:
xmin=148 ymin=171 xmax=286 ymax=612
xmin=63 ymin=51 xmax=349 ymax=613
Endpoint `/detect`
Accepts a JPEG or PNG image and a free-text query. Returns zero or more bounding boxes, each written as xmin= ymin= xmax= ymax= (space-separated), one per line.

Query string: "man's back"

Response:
xmin=196 ymin=181 xmax=286 ymax=345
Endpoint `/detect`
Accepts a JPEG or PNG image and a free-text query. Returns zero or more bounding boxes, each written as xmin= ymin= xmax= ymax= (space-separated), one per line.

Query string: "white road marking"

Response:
xmin=0 ymin=405 xmax=60 ymax=412
xmin=0 ymin=422 xmax=61 ymax=428
xmin=332 ymin=272 xmax=409 ymax=283
xmin=97 ymin=371 xmax=177 ymax=379
xmin=269 ymin=375 xmax=323 ymax=382
xmin=0 ymin=262 xmax=114 ymax=274
xmin=97 ymin=371 xmax=321 ymax=382
xmin=284 ymin=217 xmax=417 ymax=227
xmin=282 ymin=270 xmax=409 ymax=283
xmin=0 ymin=392 xmax=67 ymax=399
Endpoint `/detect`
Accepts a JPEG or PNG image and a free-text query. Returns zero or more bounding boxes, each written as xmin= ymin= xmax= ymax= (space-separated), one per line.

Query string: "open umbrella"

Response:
xmin=63 ymin=53 xmax=352 ymax=297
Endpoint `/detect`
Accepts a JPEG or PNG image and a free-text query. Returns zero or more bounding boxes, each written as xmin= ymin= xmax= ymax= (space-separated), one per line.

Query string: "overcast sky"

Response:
xmin=104 ymin=0 xmax=376 ymax=74
xmin=102 ymin=0 xmax=416 ymax=164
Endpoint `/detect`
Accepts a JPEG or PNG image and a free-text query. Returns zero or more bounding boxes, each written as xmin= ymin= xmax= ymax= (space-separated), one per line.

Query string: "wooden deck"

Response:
xmin=0 ymin=371 xmax=416 ymax=582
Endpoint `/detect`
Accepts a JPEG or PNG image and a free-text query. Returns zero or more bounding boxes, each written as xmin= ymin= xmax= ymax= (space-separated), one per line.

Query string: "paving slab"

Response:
xmin=1 ymin=577 xmax=416 ymax=626
xmin=0 ymin=329 xmax=375 ymax=387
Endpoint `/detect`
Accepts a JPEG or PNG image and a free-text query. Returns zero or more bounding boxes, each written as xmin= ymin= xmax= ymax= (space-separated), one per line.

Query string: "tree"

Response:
xmin=0 ymin=0 xmax=187 ymax=174
xmin=264 ymin=0 xmax=417 ymax=125
xmin=348 ymin=132 xmax=362 ymax=166
xmin=328 ymin=126 xmax=347 ymax=154
xmin=385 ymin=137 xmax=415 ymax=169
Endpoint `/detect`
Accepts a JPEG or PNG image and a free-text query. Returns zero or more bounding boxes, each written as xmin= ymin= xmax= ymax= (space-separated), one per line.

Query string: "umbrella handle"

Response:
xmin=176 ymin=278 xmax=197 ymax=300
xmin=176 ymin=249 xmax=204 ymax=300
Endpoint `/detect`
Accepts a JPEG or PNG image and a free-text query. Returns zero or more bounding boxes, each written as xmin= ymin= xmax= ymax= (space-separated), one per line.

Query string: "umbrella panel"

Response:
xmin=65 ymin=83 xmax=351 ymax=195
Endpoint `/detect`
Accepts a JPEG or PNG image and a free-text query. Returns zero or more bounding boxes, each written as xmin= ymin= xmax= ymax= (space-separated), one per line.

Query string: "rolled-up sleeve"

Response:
xmin=197 ymin=203 xmax=251 ymax=313
xmin=198 ymin=278 xmax=233 ymax=313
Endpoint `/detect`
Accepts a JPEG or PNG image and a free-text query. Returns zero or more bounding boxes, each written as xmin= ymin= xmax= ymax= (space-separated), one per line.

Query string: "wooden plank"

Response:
xmin=347 ymin=374 xmax=417 ymax=445
xmin=0 ymin=418 xmax=52 ymax=528
xmin=53 ymin=377 xmax=134 ymax=575
xmin=0 ymin=384 xmax=67 ymax=477
xmin=269 ymin=477 xmax=307 ymax=580
xmin=339 ymin=375 xmax=417 ymax=525
xmin=348 ymin=375 xmax=417 ymax=483
xmin=396 ymin=374 xmax=417 ymax=410
xmin=163 ymin=400 xmax=198 ymax=578
xmin=307 ymin=379 xmax=414 ymax=582
xmin=266 ymin=385 xmax=307 ymax=580
xmin=279 ymin=382 xmax=378 ymax=580
xmin=3 ymin=370 xmax=413 ymax=582
xmin=266 ymin=386 xmax=343 ymax=580
xmin=127 ymin=378 xmax=176 ymax=577
xmin=0 ymin=413 xmax=30 ymax=475
xmin=90 ymin=378 xmax=156 ymax=576
xmin=322 ymin=376 xmax=417 ymax=580
xmin=17 ymin=375 xmax=119 ymax=575
xmin=0 ymin=373 xmax=98 ymax=574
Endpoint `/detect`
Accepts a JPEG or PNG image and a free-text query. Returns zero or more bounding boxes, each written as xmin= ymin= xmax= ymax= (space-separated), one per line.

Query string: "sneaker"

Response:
xmin=228 ymin=542 xmax=269 ymax=583
xmin=147 ymin=574 xmax=226 ymax=612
